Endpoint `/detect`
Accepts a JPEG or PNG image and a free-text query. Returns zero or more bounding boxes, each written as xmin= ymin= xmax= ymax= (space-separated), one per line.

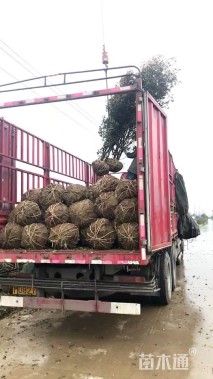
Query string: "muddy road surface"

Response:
xmin=0 ymin=221 xmax=213 ymax=379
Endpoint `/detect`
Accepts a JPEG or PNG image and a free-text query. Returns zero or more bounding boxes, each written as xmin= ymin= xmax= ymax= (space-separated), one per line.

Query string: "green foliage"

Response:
xmin=142 ymin=56 xmax=179 ymax=107
xmin=194 ymin=214 xmax=208 ymax=226
xmin=98 ymin=55 xmax=179 ymax=160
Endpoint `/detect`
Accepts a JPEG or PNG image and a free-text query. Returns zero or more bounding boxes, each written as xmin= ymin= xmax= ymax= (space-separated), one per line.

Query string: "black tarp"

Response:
xmin=178 ymin=214 xmax=200 ymax=240
xmin=175 ymin=172 xmax=200 ymax=239
xmin=175 ymin=172 xmax=189 ymax=215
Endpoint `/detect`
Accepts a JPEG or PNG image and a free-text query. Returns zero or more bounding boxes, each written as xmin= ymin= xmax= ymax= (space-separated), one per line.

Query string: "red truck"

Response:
xmin=0 ymin=67 xmax=183 ymax=315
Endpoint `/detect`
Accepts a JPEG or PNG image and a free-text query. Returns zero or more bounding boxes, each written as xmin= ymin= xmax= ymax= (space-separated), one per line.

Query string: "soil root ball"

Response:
xmin=45 ymin=203 xmax=69 ymax=228
xmin=85 ymin=218 xmax=116 ymax=249
xmin=105 ymin=158 xmax=123 ymax=173
xmin=94 ymin=191 xmax=118 ymax=219
xmin=21 ymin=188 xmax=41 ymax=204
xmin=22 ymin=223 xmax=49 ymax=249
xmin=92 ymin=160 xmax=109 ymax=176
xmin=8 ymin=209 xmax=16 ymax=223
xmin=117 ymin=222 xmax=139 ymax=250
xmin=0 ymin=222 xmax=23 ymax=248
xmin=14 ymin=200 xmax=42 ymax=226
xmin=115 ymin=179 xmax=137 ymax=202
xmin=99 ymin=175 xmax=119 ymax=193
xmin=69 ymin=199 xmax=97 ymax=227
xmin=63 ymin=184 xmax=87 ymax=205
xmin=39 ymin=183 xmax=64 ymax=211
xmin=114 ymin=198 xmax=138 ymax=224
xmin=49 ymin=223 xmax=79 ymax=249
xmin=87 ymin=183 xmax=100 ymax=200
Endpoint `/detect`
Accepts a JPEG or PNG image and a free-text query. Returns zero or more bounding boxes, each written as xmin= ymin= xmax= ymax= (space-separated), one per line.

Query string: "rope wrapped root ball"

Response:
xmin=8 ymin=209 xmax=16 ymax=223
xmin=49 ymin=223 xmax=79 ymax=249
xmin=87 ymin=183 xmax=100 ymax=200
xmin=22 ymin=223 xmax=49 ymax=249
xmin=69 ymin=199 xmax=97 ymax=227
xmin=21 ymin=188 xmax=41 ymax=204
xmin=39 ymin=183 xmax=65 ymax=211
xmin=117 ymin=222 xmax=139 ymax=250
xmin=14 ymin=200 xmax=42 ymax=226
xmin=94 ymin=191 xmax=118 ymax=219
xmin=92 ymin=160 xmax=109 ymax=176
xmin=99 ymin=174 xmax=119 ymax=193
xmin=105 ymin=158 xmax=123 ymax=173
xmin=115 ymin=179 xmax=137 ymax=203
xmin=45 ymin=203 xmax=69 ymax=228
xmin=115 ymin=198 xmax=138 ymax=225
xmin=0 ymin=222 xmax=23 ymax=248
xmin=63 ymin=184 xmax=87 ymax=205
xmin=85 ymin=218 xmax=116 ymax=249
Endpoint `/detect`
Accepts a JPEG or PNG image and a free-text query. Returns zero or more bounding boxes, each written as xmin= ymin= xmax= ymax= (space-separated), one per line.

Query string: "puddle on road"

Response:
xmin=181 ymin=220 xmax=213 ymax=378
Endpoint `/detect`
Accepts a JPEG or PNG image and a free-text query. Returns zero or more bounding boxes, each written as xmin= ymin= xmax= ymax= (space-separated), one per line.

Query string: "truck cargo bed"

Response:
xmin=0 ymin=248 xmax=146 ymax=265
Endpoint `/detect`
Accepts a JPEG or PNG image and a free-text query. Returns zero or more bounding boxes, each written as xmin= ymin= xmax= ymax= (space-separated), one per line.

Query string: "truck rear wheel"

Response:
xmin=155 ymin=251 xmax=172 ymax=305
xmin=171 ymin=253 xmax=177 ymax=291
xmin=176 ymin=240 xmax=184 ymax=265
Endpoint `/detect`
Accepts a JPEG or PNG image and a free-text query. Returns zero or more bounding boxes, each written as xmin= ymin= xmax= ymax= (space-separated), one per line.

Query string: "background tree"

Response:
xmin=98 ymin=55 xmax=179 ymax=160
xmin=194 ymin=213 xmax=208 ymax=226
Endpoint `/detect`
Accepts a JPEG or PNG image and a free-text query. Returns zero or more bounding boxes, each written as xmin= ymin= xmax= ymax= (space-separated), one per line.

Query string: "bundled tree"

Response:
xmin=98 ymin=55 xmax=179 ymax=160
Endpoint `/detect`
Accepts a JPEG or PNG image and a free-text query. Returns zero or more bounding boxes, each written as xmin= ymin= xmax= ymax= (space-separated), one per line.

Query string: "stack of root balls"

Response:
xmin=0 ymin=159 xmax=139 ymax=251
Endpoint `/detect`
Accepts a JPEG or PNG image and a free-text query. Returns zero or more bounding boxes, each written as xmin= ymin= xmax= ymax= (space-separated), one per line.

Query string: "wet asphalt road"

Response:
xmin=0 ymin=221 xmax=213 ymax=379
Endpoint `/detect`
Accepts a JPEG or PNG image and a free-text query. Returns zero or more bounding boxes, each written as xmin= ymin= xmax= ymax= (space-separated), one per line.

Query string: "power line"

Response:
xmin=101 ymin=0 xmax=106 ymax=46
xmin=0 ymin=39 xmax=100 ymax=125
xmin=0 ymin=65 xmax=97 ymax=135
xmin=0 ymin=41 xmax=100 ymax=126
xmin=0 ymin=39 xmax=101 ymax=126
xmin=0 ymin=66 xmax=17 ymax=80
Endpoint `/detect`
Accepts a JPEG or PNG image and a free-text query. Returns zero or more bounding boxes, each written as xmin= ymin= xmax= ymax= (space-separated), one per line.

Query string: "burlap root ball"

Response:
xmin=39 ymin=183 xmax=65 ymax=211
xmin=21 ymin=188 xmax=41 ymax=204
xmin=69 ymin=199 xmax=97 ymax=227
xmin=105 ymin=158 xmax=123 ymax=173
xmin=115 ymin=198 xmax=138 ymax=225
xmin=115 ymin=179 xmax=137 ymax=203
xmin=99 ymin=174 xmax=119 ymax=193
xmin=94 ymin=191 xmax=118 ymax=219
xmin=117 ymin=222 xmax=139 ymax=250
xmin=0 ymin=222 xmax=23 ymax=249
xmin=84 ymin=218 xmax=116 ymax=249
xmin=86 ymin=183 xmax=100 ymax=200
xmin=22 ymin=223 xmax=49 ymax=249
xmin=92 ymin=160 xmax=109 ymax=176
xmin=63 ymin=183 xmax=87 ymax=205
xmin=45 ymin=203 xmax=69 ymax=228
xmin=49 ymin=223 xmax=79 ymax=249
xmin=14 ymin=200 xmax=42 ymax=226
xmin=8 ymin=209 xmax=16 ymax=223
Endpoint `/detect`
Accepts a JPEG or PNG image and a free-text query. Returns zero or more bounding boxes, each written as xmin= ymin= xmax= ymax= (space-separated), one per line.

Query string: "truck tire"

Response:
xmin=155 ymin=251 xmax=172 ymax=305
xmin=171 ymin=253 xmax=177 ymax=291
xmin=176 ymin=240 xmax=184 ymax=265
xmin=176 ymin=252 xmax=183 ymax=266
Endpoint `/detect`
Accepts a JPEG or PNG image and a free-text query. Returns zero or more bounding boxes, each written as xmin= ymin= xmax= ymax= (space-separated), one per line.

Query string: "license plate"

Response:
xmin=12 ymin=287 xmax=37 ymax=296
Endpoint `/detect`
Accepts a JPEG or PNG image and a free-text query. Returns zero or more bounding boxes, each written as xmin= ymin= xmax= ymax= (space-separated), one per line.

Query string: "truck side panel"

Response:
xmin=168 ymin=152 xmax=178 ymax=237
xmin=145 ymin=94 xmax=171 ymax=251
xmin=0 ymin=119 xmax=17 ymax=228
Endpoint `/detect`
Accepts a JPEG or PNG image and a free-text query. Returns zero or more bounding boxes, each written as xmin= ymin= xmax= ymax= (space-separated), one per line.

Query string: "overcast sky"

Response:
xmin=0 ymin=0 xmax=212 ymax=215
